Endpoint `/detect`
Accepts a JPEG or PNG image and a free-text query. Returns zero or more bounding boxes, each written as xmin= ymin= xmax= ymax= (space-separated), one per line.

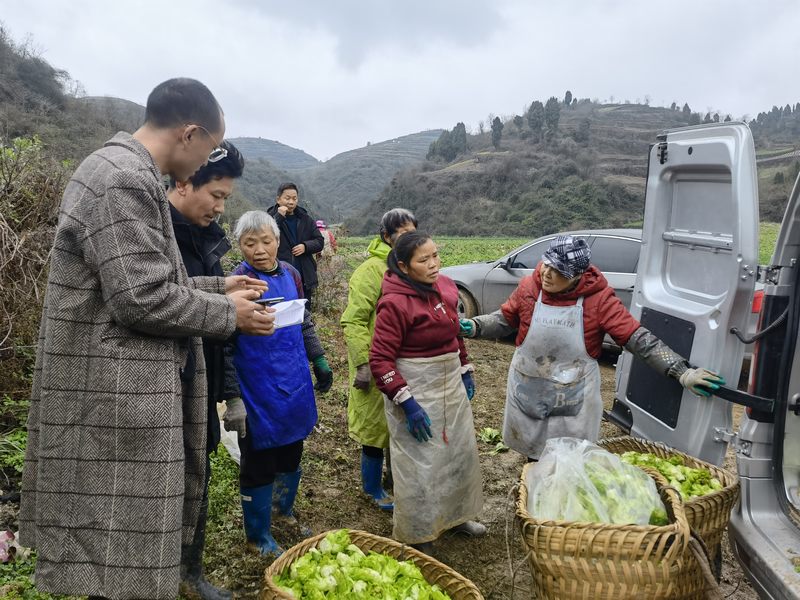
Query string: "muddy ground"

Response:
xmin=0 ymin=335 xmax=758 ymax=599
xmin=243 ymin=333 xmax=758 ymax=599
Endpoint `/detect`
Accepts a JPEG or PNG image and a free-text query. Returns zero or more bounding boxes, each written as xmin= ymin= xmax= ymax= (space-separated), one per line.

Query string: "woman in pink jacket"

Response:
xmin=370 ymin=231 xmax=484 ymax=555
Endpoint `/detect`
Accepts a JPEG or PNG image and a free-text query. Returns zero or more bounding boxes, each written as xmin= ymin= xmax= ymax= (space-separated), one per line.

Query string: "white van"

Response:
xmin=610 ymin=122 xmax=800 ymax=599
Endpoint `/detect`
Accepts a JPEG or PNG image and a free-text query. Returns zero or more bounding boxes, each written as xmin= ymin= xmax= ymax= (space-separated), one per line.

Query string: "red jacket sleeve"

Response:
xmin=500 ymin=274 xmax=532 ymax=329
xmin=369 ymin=298 xmax=409 ymax=400
xmin=598 ymin=288 xmax=640 ymax=346
xmin=458 ymin=336 xmax=469 ymax=366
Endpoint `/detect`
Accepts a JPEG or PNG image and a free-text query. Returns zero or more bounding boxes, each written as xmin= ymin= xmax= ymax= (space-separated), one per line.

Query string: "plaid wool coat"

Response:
xmin=18 ymin=133 xmax=237 ymax=599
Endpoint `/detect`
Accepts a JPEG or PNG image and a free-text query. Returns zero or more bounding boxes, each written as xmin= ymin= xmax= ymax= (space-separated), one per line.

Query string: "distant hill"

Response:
xmin=228 ymin=137 xmax=320 ymax=170
xmin=349 ymin=100 xmax=800 ymax=236
xmin=79 ymin=96 xmax=145 ymax=133
xmin=296 ymin=130 xmax=443 ymax=221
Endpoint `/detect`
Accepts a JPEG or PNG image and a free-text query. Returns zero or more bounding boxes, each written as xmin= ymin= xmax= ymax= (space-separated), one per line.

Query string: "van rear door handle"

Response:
xmin=712 ymin=385 xmax=774 ymax=414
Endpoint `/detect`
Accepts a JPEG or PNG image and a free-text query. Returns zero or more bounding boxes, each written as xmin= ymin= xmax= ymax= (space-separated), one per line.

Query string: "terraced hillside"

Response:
xmin=228 ymin=136 xmax=320 ymax=170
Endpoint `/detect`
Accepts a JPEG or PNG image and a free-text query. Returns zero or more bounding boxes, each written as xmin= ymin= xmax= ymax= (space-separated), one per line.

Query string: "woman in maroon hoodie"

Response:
xmin=461 ymin=235 xmax=724 ymax=460
xmin=370 ymin=231 xmax=484 ymax=554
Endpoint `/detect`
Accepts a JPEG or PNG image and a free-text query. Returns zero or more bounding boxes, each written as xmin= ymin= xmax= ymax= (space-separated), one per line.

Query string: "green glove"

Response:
xmin=679 ymin=368 xmax=726 ymax=397
xmin=459 ymin=318 xmax=476 ymax=338
xmin=312 ymin=355 xmax=333 ymax=393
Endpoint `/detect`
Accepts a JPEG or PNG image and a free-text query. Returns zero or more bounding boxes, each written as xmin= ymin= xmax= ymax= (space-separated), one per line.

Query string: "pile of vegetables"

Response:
xmin=273 ymin=529 xmax=452 ymax=599
xmin=526 ymin=438 xmax=669 ymax=526
xmin=620 ymin=451 xmax=724 ymax=500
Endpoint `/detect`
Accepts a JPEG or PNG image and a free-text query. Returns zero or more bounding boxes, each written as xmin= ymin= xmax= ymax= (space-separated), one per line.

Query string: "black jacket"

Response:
xmin=266 ymin=204 xmax=325 ymax=290
xmin=170 ymin=203 xmax=240 ymax=452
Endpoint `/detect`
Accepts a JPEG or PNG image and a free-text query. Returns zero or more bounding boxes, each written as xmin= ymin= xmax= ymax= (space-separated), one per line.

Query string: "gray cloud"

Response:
xmin=1 ymin=0 xmax=799 ymax=159
xmin=229 ymin=0 xmax=504 ymax=67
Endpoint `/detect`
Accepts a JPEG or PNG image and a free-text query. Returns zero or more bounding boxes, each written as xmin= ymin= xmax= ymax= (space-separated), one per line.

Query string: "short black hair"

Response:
xmin=144 ymin=78 xmax=222 ymax=132
xmin=380 ymin=208 xmax=418 ymax=242
xmin=169 ymin=141 xmax=245 ymax=189
xmin=277 ymin=182 xmax=298 ymax=197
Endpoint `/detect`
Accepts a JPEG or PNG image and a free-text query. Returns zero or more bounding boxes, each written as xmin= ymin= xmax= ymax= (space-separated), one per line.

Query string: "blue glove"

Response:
xmin=399 ymin=397 xmax=432 ymax=442
xmin=459 ymin=318 xmax=476 ymax=338
xmin=462 ymin=372 xmax=475 ymax=401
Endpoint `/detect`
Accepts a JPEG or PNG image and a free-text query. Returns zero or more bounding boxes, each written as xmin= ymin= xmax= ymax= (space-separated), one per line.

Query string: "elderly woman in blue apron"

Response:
xmin=230 ymin=210 xmax=333 ymax=555
xmin=461 ymin=235 xmax=723 ymax=460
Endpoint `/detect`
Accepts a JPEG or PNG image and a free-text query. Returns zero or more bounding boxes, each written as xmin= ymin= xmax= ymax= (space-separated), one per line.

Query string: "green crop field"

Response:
xmin=340 ymin=224 xmax=780 ymax=270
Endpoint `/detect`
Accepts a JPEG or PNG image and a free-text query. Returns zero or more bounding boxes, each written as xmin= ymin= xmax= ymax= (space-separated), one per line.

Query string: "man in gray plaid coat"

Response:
xmin=18 ymin=78 xmax=275 ymax=600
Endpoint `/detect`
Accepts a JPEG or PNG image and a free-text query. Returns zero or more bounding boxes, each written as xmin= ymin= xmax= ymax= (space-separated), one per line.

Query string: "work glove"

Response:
xmin=223 ymin=397 xmax=247 ymax=438
xmin=399 ymin=397 xmax=432 ymax=443
xmin=312 ymin=355 xmax=334 ymax=393
xmin=679 ymin=368 xmax=726 ymax=397
xmin=353 ymin=363 xmax=371 ymax=391
xmin=459 ymin=318 xmax=476 ymax=338
xmin=462 ymin=372 xmax=475 ymax=401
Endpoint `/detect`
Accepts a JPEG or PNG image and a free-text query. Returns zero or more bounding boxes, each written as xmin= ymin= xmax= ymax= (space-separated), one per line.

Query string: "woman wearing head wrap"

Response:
xmin=460 ymin=235 xmax=723 ymax=460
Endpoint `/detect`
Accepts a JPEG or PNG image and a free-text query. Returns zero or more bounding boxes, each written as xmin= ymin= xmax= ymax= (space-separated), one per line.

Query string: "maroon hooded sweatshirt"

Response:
xmin=501 ymin=262 xmax=640 ymax=358
xmin=370 ymin=270 xmax=469 ymax=401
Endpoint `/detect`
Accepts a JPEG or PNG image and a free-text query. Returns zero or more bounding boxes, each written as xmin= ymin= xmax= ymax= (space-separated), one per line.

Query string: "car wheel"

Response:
xmin=457 ymin=288 xmax=478 ymax=318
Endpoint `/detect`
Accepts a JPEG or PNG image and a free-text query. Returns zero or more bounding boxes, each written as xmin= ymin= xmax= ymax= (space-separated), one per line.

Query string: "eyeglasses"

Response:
xmin=188 ymin=123 xmax=228 ymax=163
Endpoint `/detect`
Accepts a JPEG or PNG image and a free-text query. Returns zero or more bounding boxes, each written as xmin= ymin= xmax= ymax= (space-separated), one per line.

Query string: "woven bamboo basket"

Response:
xmin=262 ymin=529 xmax=484 ymax=599
xmin=517 ymin=462 xmax=720 ymax=599
xmin=597 ymin=436 xmax=740 ymax=563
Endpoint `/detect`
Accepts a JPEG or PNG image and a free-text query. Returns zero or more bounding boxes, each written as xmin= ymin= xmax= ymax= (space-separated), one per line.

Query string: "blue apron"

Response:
xmin=233 ymin=261 xmax=317 ymax=450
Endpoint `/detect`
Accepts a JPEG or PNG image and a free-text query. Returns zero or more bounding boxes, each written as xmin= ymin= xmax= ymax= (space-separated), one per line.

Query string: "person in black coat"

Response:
xmin=168 ymin=140 xmax=246 ymax=600
xmin=266 ymin=183 xmax=325 ymax=307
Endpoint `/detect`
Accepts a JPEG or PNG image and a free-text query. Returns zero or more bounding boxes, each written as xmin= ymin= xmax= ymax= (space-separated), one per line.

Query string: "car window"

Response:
xmin=510 ymin=240 xmax=552 ymax=269
xmin=590 ymin=236 xmax=641 ymax=273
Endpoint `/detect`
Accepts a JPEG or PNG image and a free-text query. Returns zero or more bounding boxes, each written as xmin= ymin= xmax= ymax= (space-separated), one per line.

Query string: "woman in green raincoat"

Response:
xmin=341 ymin=208 xmax=417 ymax=510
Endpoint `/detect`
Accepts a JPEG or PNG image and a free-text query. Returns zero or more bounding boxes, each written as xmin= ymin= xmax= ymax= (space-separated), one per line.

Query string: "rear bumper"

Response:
xmin=728 ymin=475 xmax=800 ymax=600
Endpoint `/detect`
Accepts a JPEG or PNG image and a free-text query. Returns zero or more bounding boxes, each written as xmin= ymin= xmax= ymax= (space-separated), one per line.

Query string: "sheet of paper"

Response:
xmin=271 ymin=298 xmax=307 ymax=329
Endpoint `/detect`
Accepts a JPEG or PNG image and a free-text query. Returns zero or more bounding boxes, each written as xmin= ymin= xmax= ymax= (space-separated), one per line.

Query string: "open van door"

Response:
xmin=611 ymin=122 xmax=759 ymax=466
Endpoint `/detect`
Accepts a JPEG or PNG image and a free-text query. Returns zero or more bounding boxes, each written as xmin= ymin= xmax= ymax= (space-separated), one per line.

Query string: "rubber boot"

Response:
xmin=449 ymin=520 xmax=487 ymax=537
xmin=361 ymin=451 xmax=394 ymax=511
xmin=240 ymin=485 xmax=283 ymax=556
xmin=180 ymin=493 xmax=232 ymax=600
xmin=273 ymin=469 xmax=312 ymax=538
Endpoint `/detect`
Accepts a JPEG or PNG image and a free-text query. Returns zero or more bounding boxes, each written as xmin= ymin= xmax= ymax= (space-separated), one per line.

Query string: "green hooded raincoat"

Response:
xmin=341 ymin=237 xmax=392 ymax=447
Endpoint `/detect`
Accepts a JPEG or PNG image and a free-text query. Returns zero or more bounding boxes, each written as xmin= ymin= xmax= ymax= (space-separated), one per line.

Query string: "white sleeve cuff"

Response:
xmin=393 ymin=387 xmax=412 ymax=405
xmin=460 ymin=363 xmax=475 ymax=375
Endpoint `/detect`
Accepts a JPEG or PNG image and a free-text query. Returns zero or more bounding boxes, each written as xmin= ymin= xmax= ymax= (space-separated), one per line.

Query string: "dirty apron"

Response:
xmin=385 ymin=352 xmax=484 ymax=544
xmin=503 ymin=292 xmax=602 ymax=459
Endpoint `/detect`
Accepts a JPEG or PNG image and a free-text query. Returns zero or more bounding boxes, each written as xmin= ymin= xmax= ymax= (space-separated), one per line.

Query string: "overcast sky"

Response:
xmin=3 ymin=0 xmax=799 ymax=160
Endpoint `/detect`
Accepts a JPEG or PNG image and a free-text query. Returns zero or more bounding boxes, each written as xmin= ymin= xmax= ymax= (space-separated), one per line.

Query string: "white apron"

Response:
xmin=503 ymin=292 xmax=602 ymax=459
xmin=385 ymin=352 xmax=484 ymax=544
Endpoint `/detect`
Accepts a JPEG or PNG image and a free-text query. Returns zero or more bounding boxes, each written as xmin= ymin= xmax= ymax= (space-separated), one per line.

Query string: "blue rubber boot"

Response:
xmin=361 ymin=451 xmax=394 ymax=511
xmin=274 ymin=469 xmax=312 ymax=538
xmin=240 ymin=485 xmax=283 ymax=556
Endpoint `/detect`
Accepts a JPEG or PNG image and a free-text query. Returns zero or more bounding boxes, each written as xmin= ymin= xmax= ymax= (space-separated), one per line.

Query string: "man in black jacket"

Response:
xmin=267 ymin=183 xmax=325 ymax=307
xmin=168 ymin=140 xmax=246 ymax=600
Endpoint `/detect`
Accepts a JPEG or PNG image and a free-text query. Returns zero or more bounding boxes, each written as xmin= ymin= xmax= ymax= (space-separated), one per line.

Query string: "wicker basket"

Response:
xmin=597 ymin=436 xmax=740 ymax=563
xmin=262 ymin=529 xmax=484 ymax=599
xmin=518 ymin=462 xmax=718 ymax=599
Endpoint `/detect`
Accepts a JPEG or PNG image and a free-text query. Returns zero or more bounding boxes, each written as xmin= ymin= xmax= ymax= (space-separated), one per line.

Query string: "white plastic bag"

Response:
xmin=525 ymin=437 xmax=667 ymax=525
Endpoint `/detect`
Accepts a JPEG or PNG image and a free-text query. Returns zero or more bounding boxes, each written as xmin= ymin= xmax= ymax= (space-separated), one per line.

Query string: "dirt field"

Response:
xmin=0 ymin=324 xmax=759 ymax=599
xmin=245 ymin=333 xmax=759 ymax=599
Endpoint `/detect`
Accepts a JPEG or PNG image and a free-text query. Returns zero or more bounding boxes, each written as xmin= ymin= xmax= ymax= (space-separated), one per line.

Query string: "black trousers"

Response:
xmin=239 ymin=434 xmax=303 ymax=488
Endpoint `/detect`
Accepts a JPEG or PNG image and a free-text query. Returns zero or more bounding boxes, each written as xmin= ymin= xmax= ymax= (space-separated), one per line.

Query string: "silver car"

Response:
xmin=441 ymin=228 xmax=643 ymax=318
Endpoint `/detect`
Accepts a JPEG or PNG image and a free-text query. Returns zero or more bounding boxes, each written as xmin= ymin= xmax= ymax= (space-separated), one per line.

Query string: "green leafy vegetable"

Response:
xmin=478 ymin=427 xmax=502 ymax=444
xmin=273 ymin=530 xmax=453 ymax=599
xmin=620 ymin=451 xmax=724 ymax=500
xmin=527 ymin=439 xmax=669 ymax=526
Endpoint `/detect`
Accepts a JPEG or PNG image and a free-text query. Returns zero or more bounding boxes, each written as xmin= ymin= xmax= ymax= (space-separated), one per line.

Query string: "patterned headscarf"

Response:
xmin=542 ymin=235 xmax=591 ymax=279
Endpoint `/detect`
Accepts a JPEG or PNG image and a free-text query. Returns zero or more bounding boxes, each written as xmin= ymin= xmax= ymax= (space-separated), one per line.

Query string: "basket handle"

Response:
xmin=687 ymin=530 xmax=724 ymax=600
